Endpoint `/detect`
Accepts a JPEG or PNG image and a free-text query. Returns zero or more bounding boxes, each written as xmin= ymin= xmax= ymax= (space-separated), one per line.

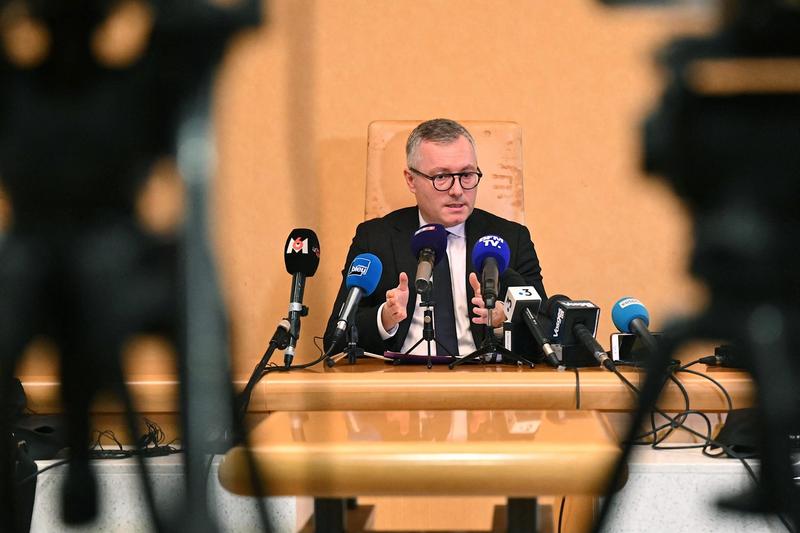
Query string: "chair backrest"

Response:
xmin=365 ymin=120 xmax=525 ymax=223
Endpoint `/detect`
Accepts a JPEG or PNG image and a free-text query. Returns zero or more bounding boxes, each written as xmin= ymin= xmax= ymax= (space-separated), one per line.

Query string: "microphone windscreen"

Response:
xmin=410 ymin=224 xmax=448 ymax=265
xmin=284 ymin=228 xmax=321 ymax=276
xmin=612 ymin=297 xmax=650 ymax=333
xmin=345 ymin=253 xmax=383 ymax=296
xmin=471 ymin=235 xmax=511 ymax=274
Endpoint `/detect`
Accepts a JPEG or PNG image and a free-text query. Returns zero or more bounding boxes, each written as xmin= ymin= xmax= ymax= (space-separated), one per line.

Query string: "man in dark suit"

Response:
xmin=324 ymin=119 xmax=546 ymax=357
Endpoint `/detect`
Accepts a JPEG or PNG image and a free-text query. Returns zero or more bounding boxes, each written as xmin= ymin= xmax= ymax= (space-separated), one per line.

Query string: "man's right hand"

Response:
xmin=381 ymin=272 xmax=409 ymax=331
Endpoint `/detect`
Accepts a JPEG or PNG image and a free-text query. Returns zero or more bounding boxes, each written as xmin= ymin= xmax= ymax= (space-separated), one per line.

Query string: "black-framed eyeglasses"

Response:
xmin=408 ymin=167 xmax=483 ymax=192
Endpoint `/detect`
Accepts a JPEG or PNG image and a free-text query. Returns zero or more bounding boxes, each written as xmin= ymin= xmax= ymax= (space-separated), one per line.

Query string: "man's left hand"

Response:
xmin=469 ymin=272 xmax=505 ymax=328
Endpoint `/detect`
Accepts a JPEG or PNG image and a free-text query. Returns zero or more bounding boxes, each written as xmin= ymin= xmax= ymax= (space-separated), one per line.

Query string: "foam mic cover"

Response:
xmin=284 ymin=228 xmax=321 ymax=276
xmin=411 ymin=223 xmax=447 ymax=265
xmin=471 ymin=235 xmax=511 ymax=274
xmin=612 ymin=296 xmax=658 ymax=357
xmin=345 ymin=253 xmax=383 ymax=296
xmin=411 ymin=223 xmax=448 ymax=293
xmin=611 ymin=297 xmax=650 ymax=334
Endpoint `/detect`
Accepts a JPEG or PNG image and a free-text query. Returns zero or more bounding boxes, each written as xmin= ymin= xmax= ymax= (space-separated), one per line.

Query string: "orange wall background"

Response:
xmin=212 ymin=0 xmax=715 ymax=373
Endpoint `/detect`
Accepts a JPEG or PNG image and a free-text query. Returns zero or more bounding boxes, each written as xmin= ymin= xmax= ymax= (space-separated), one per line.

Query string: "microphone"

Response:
xmin=503 ymin=271 xmax=560 ymax=368
xmin=410 ymin=223 xmax=448 ymax=293
xmin=283 ymin=229 xmax=320 ymax=367
xmin=471 ymin=235 xmax=511 ymax=309
xmin=328 ymin=253 xmax=383 ymax=352
xmin=546 ymin=294 xmax=614 ymax=370
xmin=611 ymin=297 xmax=658 ymax=356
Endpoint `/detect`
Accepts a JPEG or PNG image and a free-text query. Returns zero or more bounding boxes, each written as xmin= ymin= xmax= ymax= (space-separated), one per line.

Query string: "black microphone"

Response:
xmin=502 ymin=270 xmax=560 ymax=368
xmin=283 ymin=229 xmax=320 ymax=367
xmin=410 ymin=224 xmax=448 ymax=293
xmin=546 ymin=294 xmax=615 ymax=371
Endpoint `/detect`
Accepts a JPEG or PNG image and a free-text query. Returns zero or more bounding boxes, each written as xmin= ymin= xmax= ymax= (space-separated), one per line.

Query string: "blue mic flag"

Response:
xmin=471 ymin=235 xmax=511 ymax=274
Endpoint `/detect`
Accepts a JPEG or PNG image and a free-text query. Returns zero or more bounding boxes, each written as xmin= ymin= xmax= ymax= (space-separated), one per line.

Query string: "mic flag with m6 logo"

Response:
xmin=284 ymin=228 xmax=321 ymax=276
xmin=282 ymin=228 xmax=320 ymax=367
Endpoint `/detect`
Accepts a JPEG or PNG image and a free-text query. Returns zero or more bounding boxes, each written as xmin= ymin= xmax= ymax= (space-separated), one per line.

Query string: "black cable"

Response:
xmin=682 ymin=368 xmax=786 ymax=530
xmin=17 ymin=420 xmax=184 ymax=487
xmin=622 ymin=366 xmax=728 ymax=450
xmin=633 ymin=366 xmax=734 ymax=448
xmin=677 ymin=367 xmax=734 ymax=413
xmin=573 ymin=368 xmax=580 ymax=409
xmin=17 ymin=459 xmax=71 ymax=486
xmin=117 ymin=382 xmax=168 ymax=533
xmin=228 ymin=372 xmax=272 ymax=533
xmin=231 ymin=334 xmax=332 ymax=533
xmin=678 ymin=358 xmax=704 ymax=371
xmin=613 ymin=364 xmax=794 ymax=532
xmin=558 ymin=496 xmax=566 ymax=533
xmin=612 ymin=368 xmax=716 ymax=447
xmin=261 ymin=336 xmax=330 ymax=375
xmin=237 ymin=341 xmax=281 ymax=420
xmin=702 ymin=441 xmax=795 ymax=533
xmin=627 ymin=401 xmax=793 ymax=532
xmin=651 ymin=374 xmax=691 ymax=447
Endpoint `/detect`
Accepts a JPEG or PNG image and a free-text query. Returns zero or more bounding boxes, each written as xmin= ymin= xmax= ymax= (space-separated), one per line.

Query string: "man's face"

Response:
xmin=404 ymin=135 xmax=478 ymax=227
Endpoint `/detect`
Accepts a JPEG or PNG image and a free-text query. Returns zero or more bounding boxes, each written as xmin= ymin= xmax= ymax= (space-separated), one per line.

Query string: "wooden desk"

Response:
xmin=219 ymin=409 xmax=620 ymax=532
xmin=253 ymin=359 xmax=753 ymax=413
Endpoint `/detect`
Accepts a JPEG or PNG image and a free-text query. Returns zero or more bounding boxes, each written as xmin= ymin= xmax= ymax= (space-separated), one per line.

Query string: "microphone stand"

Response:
xmin=394 ymin=286 xmax=456 ymax=369
xmin=345 ymin=324 xmax=364 ymax=364
xmin=326 ymin=323 xmax=389 ymax=366
xmin=449 ymin=308 xmax=534 ymax=369
xmin=236 ymin=321 xmax=291 ymax=427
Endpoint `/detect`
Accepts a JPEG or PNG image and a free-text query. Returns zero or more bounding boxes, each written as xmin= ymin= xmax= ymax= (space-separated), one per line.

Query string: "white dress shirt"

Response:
xmin=376 ymin=214 xmax=477 ymax=356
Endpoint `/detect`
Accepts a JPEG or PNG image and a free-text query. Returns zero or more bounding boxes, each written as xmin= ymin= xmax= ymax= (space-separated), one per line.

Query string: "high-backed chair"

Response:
xmin=365 ymin=120 xmax=525 ymax=223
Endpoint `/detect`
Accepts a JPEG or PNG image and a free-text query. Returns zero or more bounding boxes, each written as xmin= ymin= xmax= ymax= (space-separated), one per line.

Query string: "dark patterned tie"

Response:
xmin=433 ymin=235 xmax=458 ymax=356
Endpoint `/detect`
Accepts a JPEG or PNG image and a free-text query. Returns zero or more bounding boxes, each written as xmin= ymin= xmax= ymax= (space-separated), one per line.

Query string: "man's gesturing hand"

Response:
xmin=381 ymin=272 xmax=409 ymax=331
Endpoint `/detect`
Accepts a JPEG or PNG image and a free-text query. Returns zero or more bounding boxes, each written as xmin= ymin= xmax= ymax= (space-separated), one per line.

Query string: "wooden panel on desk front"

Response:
xmin=219 ymin=409 xmax=620 ymax=498
xmin=258 ymin=359 xmax=754 ymax=412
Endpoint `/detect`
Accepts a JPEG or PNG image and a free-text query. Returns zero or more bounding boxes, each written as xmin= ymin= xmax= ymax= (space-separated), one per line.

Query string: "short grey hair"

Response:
xmin=405 ymin=118 xmax=477 ymax=169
